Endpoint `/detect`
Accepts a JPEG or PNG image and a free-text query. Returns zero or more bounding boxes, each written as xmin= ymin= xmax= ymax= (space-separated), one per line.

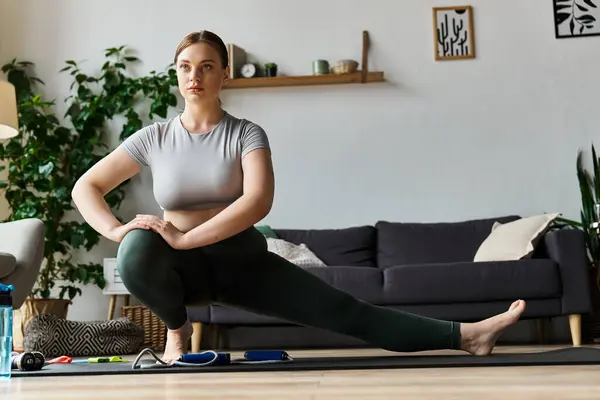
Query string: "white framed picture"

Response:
xmin=102 ymin=258 xmax=129 ymax=295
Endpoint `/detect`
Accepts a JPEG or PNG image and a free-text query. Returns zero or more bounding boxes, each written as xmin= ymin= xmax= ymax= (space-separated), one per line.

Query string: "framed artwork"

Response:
xmin=433 ymin=6 xmax=475 ymax=61
xmin=554 ymin=0 xmax=600 ymax=38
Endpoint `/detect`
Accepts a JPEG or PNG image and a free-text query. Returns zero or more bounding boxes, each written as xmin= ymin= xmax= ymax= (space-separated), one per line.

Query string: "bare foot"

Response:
xmin=162 ymin=320 xmax=193 ymax=363
xmin=460 ymin=299 xmax=526 ymax=356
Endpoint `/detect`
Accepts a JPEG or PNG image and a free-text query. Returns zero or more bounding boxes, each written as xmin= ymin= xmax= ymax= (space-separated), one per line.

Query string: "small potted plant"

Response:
xmin=264 ymin=62 xmax=277 ymax=77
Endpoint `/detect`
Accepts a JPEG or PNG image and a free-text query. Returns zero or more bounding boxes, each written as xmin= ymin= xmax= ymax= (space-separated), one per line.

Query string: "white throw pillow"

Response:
xmin=474 ymin=213 xmax=560 ymax=262
xmin=266 ymin=238 xmax=326 ymax=267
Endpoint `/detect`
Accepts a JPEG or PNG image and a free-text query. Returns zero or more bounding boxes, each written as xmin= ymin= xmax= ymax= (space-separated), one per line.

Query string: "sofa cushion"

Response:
xmin=381 ymin=259 xmax=560 ymax=305
xmin=209 ymin=305 xmax=289 ymax=325
xmin=266 ymin=238 xmax=326 ymax=267
xmin=274 ymin=226 xmax=376 ymax=267
xmin=185 ymin=305 xmax=211 ymax=324
xmin=206 ymin=298 xmax=563 ymax=328
xmin=474 ymin=213 xmax=559 ymax=261
xmin=305 ymin=266 xmax=383 ymax=302
xmin=376 ymin=215 xmax=521 ymax=268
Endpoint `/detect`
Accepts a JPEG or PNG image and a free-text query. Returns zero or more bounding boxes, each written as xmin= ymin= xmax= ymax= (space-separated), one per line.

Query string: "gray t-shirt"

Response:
xmin=120 ymin=111 xmax=270 ymax=211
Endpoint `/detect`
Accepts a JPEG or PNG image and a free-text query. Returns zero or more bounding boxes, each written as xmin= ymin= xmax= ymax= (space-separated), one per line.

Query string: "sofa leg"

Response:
xmin=191 ymin=322 xmax=203 ymax=353
xmin=535 ymin=318 xmax=548 ymax=344
xmin=569 ymin=314 xmax=581 ymax=347
xmin=209 ymin=324 xmax=220 ymax=349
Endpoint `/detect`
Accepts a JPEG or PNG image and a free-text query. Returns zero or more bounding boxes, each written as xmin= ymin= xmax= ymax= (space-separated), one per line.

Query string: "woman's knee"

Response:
xmin=116 ymin=229 xmax=164 ymax=280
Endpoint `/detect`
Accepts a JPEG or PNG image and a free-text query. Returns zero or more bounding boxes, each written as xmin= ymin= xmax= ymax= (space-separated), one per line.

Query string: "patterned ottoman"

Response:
xmin=24 ymin=314 xmax=144 ymax=358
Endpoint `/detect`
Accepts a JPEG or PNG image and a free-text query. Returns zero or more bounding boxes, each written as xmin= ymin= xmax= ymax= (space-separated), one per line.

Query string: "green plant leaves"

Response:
xmin=0 ymin=46 xmax=179 ymax=300
xmin=38 ymin=161 xmax=54 ymax=177
xmin=566 ymin=145 xmax=600 ymax=264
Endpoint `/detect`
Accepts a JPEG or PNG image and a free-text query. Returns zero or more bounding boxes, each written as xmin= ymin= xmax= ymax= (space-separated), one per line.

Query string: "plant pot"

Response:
xmin=265 ymin=66 xmax=277 ymax=77
xmin=13 ymin=298 xmax=71 ymax=351
xmin=582 ymin=266 xmax=600 ymax=343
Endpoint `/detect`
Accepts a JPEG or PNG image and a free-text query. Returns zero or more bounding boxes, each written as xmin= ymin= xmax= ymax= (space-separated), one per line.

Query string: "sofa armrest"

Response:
xmin=0 ymin=218 xmax=45 ymax=309
xmin=544 ymin=229 xmax=593 ymax=315
xmin=0 ymin=252 xmax=17 ymax=279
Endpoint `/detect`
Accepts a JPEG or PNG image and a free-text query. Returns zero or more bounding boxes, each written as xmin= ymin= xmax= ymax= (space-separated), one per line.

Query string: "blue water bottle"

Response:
xmin=0 ymin=283 xmax=13 ymax=380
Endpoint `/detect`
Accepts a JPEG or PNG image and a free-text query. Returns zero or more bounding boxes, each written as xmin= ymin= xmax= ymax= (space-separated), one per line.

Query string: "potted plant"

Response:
xmin=554 ymin=143 xmax=600 ymax=342
xmin=264 ymin=62 xmax=278 ymax=77
xmin=0 ymin=46 xmax=179 ymax=326
xmin=555 ymin=145 xmax=600 ymax=272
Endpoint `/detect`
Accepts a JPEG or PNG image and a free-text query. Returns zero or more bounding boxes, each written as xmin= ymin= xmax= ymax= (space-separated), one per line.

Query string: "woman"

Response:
xmin=72 ymin=30 xmax=526 ymax=362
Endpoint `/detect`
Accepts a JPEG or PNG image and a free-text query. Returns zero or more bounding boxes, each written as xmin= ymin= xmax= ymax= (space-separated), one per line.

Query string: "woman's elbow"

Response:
xmin=260 ymin=201 xmax=273 ymax=219
xmin=71 ymin=179 xmax=86 ymax=206
xmin=71 ymin=177 xmax=96 ymax=205
xmin=252 ymin=194 xmax=273 ymax=219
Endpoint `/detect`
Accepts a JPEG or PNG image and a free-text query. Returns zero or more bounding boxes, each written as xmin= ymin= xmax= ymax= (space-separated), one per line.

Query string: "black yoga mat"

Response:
xmin=11 ymin=347 xmax=600 ymax=378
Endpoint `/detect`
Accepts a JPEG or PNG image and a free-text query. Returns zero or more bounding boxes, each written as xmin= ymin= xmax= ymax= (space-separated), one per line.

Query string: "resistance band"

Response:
xmin=132 ymin=347 xmax=293 ymax=370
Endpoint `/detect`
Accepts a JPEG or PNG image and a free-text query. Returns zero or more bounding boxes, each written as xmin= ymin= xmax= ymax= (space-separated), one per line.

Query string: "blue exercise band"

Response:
xmin=180 ymin=352 xmax=231 ymax=365
xmin=244 ymin=350 xmax=290 ymax=362
xmin=132 ymin=348 xmax=293 ymax=369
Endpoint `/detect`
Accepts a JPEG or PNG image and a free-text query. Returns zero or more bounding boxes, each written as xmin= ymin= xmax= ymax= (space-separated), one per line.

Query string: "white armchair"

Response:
xmin=0 ymin=80 xmax=44 ymax=309
xmin=0 ymin=218 xmax=45 ymax=309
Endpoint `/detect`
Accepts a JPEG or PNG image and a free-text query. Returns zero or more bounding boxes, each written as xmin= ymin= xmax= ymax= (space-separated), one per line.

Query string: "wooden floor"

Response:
xmin=2 ymin=345 xmax=600 ymax=399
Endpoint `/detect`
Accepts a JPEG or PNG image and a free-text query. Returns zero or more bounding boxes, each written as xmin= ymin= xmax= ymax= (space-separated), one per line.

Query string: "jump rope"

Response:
xmin=132 ymin=347 xmax=293 ymax=369
xmin=11 ymin=348 xmax=293 ymax=371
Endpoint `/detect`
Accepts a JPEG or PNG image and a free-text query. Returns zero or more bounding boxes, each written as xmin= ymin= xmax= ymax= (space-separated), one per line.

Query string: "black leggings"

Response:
xmin=116 ymin=226 xmax=462 ymax=352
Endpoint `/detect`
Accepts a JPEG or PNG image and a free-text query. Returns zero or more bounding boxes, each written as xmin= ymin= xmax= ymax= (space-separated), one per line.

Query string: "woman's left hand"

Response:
xmin=136 ymin=214 xmax=187 ymax=249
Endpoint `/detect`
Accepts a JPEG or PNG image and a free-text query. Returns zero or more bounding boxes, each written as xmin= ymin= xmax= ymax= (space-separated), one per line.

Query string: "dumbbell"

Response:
xmin=11 ymin=351 xmax=45 ymax=371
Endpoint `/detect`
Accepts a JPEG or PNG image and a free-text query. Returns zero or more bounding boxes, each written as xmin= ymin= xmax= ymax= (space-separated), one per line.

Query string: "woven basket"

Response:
xmin=121 ymin=305 xmax=167 ymax=351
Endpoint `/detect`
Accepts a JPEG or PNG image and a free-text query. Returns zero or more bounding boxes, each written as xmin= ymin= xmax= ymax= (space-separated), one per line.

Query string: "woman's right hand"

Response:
xmin=107 ymin=218 xmax=151 ymax=243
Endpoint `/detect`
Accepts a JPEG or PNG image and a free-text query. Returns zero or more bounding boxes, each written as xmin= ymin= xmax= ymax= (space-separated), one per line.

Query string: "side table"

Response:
xmin=103 ymin=258 xmax=130 ymax=320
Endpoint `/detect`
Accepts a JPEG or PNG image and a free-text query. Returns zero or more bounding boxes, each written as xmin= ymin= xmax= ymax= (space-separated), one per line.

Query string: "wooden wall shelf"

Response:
xmin=225 ymin=30 xmax=384 ymax=90
xmin=224 ymin=71 xmax=384 ymax=89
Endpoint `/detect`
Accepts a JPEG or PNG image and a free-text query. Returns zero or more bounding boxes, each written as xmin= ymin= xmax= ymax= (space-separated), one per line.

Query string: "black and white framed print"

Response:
xmin=433 ymin=6 xmax=475 ymax=60
xmin=554 ymin=0 xmax=600 ymax=38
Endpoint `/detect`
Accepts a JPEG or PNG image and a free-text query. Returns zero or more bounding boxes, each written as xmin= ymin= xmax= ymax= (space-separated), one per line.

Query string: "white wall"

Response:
xmin=0 ymin=0 xmax=597 ymax=321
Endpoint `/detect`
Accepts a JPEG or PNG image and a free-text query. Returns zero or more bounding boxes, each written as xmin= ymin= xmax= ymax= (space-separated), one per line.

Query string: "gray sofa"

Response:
xmin=187 ymin=215 xmax=593 ymax=351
